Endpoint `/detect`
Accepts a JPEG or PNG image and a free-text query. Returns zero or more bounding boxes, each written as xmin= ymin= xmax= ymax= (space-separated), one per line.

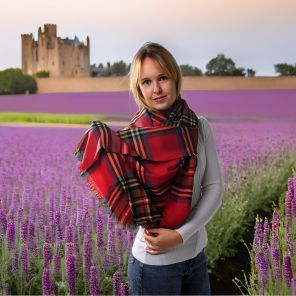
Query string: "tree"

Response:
xmin=0 ymin=68 xmax=37 ymax=95
xmin=34 ymin=70 xmax=49 ymax=78
xmin=194 ymin=67 xmax=203 ymax=76
xmin=246 ymin=68 xmax=256 ymax=77
xmin=274 ymin=63 xmax=296 ymax=76
xmin=180 ymin=64 xmax=203 ymax=76
xmin=205 ymin=54 xmax=245 ymax=76
xmin=111 ymin=60 xmax=128 ymax=76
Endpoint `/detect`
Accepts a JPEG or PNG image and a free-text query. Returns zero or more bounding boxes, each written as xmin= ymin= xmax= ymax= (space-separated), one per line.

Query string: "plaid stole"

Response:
xmin=75 ymin=99 xmax=198 ymax=228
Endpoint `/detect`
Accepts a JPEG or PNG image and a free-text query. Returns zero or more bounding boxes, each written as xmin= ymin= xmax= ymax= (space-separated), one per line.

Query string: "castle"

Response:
xmin=21 ymin=24 xmax=90 ymax=77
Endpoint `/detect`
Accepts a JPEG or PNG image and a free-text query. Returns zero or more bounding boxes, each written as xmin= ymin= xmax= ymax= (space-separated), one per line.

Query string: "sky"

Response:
xmin=0 ymin=0 xmax=295 ymax=76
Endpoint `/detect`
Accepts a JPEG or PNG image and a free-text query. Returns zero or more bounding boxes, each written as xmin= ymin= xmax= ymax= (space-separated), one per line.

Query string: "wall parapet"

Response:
xmin=37 ymin=76 xmax=296 ymax=93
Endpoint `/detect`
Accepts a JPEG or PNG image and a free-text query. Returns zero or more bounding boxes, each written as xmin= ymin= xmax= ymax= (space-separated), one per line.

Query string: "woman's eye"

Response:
xmin=142 ymin=80 xmax=151 ymax=86
xmin=159 ymin=75 xmax=168 ymax=81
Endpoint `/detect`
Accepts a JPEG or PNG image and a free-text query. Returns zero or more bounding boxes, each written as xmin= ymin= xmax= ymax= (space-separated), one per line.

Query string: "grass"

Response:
xmin=0 ymin=112 xmax=107 ymax=124
xmin=206 ymin=147 xmax=296 ymax=268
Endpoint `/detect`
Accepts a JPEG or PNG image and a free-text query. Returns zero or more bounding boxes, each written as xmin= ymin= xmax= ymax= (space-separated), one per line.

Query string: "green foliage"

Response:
xmin=180 ymin=64 xmax=203 ymax=76
xmin=0 ymin=112 xmax=107 ymax=124
xmin=246 ymin=68 xmax=256 ymax=77
xmin=205 ymin=54 xmax=246 ymax=76
xmin=34 ymin=70 xmax=50 ymax=78
xmin=0 ymin=68 xmax=37 ymax=94
xmin=111 ymin=60 xmax=128 ymax=76
xmin=236 ymin=177 xmax=296 ymax=295
xmin=274 ymin=63 xmax=296 ymax=76
xmin=206 ymin=148 xmax=296 ymax=268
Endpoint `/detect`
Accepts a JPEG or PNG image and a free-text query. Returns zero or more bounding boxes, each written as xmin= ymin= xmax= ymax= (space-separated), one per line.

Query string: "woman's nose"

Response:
xmin=153 ymin=81 xmax=162 ymax=93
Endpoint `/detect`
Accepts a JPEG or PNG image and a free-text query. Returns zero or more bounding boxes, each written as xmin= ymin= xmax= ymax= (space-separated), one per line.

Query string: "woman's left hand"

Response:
xmin=143 ymin=228 xmax=183 ymax=255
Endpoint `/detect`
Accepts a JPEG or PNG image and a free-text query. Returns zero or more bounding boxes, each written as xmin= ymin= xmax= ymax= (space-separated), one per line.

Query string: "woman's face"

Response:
xmin=138 ymin=57 xmax=177 ymax=111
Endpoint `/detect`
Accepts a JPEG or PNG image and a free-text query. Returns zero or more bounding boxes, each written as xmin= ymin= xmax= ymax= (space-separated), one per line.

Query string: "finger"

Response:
xmin=143 ymin=232 xmax=156 ymax=244
xmin=146 ymin=228 xmax=161 ymax=236
xmin=144 ymin=237 xmax=157 ymax=250
xmin=146 ymin=248 xmax=161 ymax=255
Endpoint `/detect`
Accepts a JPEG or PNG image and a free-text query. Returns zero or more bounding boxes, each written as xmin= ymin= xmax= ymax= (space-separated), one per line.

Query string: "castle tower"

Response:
xmin=43 ymin=24 xmax=57 ymax=49
xmin=21 ymin=24 xmax=90 ymax=77
xmin=21 ymin=33 xmax=36 ymax=75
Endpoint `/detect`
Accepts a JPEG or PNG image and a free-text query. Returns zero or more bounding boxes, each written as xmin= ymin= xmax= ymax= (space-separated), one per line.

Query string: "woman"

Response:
xmin=75 ymin=42 xmax=224 ymax=295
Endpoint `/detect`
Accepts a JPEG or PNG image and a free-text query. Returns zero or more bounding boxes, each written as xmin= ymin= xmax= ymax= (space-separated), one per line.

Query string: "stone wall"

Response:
xmin=37 ymin=76 xmax=296 ymax=93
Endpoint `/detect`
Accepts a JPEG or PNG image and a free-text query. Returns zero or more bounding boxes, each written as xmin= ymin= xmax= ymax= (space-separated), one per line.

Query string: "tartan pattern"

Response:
xmin=75 ymin=99 xmax=198 ymax=228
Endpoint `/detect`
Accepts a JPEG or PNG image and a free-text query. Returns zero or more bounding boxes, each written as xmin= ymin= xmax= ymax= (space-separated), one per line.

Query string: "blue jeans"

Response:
xmin=127 ymin=250 xmax=211 ymax=295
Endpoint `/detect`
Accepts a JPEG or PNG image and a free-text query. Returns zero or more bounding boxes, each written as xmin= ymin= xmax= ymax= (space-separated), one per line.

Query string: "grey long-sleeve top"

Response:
xmin=131 ymin=116 xmax=224 ymax=265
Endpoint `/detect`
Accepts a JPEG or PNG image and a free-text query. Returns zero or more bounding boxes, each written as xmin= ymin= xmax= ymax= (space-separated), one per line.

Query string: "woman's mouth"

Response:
xmin=153 ymin=95 xmax=166 ymax=101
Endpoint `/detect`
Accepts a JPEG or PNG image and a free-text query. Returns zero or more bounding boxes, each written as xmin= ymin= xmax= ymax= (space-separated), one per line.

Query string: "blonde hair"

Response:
xmin=129 ymin=42 xmax=182 ymax=108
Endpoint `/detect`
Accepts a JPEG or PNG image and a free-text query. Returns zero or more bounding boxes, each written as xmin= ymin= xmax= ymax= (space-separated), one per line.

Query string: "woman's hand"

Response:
xmin=143 ymin=228 xmax=183 ymax=255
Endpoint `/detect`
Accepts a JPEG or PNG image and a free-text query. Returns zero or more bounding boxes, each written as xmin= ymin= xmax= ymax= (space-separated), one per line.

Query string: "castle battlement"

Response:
xmin=21 ymin=33 xmax=33 ymax=39
xmin=21 ymin=24 xmax=90 ymax=77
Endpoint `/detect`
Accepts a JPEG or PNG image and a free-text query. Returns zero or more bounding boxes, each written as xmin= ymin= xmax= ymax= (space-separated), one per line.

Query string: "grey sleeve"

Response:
xmin=176 ymin=118 xmax=224 ymax=243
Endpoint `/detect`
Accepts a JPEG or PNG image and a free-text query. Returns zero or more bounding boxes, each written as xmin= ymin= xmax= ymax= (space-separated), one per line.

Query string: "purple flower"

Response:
xmin=77 ymin=208 xmax=86 ymax=235
xmin=117 ymin=254 xmax=123 ymax=271
xmin=255 ymin=251 xmax=268 ymax=290
xmin=66 ymin=254 xmax=76 ymax=295
xmin=1 ymin=283 xmax=10 ymax=295
xmin=285 ymin=191 xmax=292 ymax=222
xmin=292 ymin=197 xmax=296 ymax=219
xmin=288 ymin=178 xmax=294 ymax=200
xmin=44 ymin=225 xmax=53 ymax=244
xmin=271 ymin=247 xmax=281 ymax=280
xmin=28 ymin=221 xmax=37 ymax=255
xmin=115 ymin=224 xmax=123 ymax=252
xmin=55 ymin=211 xmax=63 ymax=242
xmin=0 ymin=208 xmax=7 ymax=235
xmin=120 ymin=282 xmax=129 ymax=296
xmin=74 ymin=229 xmax=80 ymax=255
xmin=96 ymin=209 xmax=104 ymax=249
xmin=253 ymin=218 xmax=263 ymax=250
xmin=272 ymin=210 xmax=280 ymax=232
xmin=83 ymin=233 xmax=93 ymax=281
xmin=42 ymin=267 xmax=52 ymax=296
xmin=263 ymin=217 xmax=270 ymax=245
xmin=90 ymin=266 xmax=100 ymax=296
xmin=125 ymin=229 xmax=134 ymax=250
xmin=283 ymin=255 xmax=293 ymax=287
xmin=286 ymin=229 xmax=294 ymax=257
xmin=38 ymin=207 xmax=46 ymax=233
xmin=11 ymin=250 xmax=18 ymax=274
xmin=66 ymin=242 xmax=75 ymax=257
xmin=28 ymin=220 xmax=35 ymax=240
xmin=6 ymin=220 xmax=16 ymax=250
xmin=113 ymin=271 xmax=121 ymax=296
xmin=43 ymin=243 xmax=52 ymax=267
xmin=20 ymin=218 xmax=28 ymax=243
xmin=66 ymin=225 xmax=74 ymax=243
xmin=53 ymin=254 xmax=61 ymax=276
xmin=20 ymin=243 xmax=29 ymax=281
xmin=293 ymin=174 xmax=296 ymax=198
xmin=271 ymin=210 xmax=280 ymax=250
xmin=48 ymin=199 xmax=55 ymax=225
xmin=17 ymin=207 xmax=24 ymax=224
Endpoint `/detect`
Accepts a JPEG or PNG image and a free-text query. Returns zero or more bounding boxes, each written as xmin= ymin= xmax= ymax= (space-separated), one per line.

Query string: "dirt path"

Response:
xmin=0 ymin=121 xmax=129 ymax=128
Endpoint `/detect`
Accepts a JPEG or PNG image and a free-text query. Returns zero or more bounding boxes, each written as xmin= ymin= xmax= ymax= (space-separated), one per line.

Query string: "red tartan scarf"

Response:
xmin=75 ymin=98 xmax=198 ymax=228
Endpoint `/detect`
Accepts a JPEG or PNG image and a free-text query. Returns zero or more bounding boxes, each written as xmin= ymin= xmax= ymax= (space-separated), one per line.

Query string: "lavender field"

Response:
xmin=0 ymin=90 xmax=295 ymax=121
xmin=0 ymin=90 xmax=296 ymax=295
xmin=241 ymin=173 xmax=296 ymax=295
